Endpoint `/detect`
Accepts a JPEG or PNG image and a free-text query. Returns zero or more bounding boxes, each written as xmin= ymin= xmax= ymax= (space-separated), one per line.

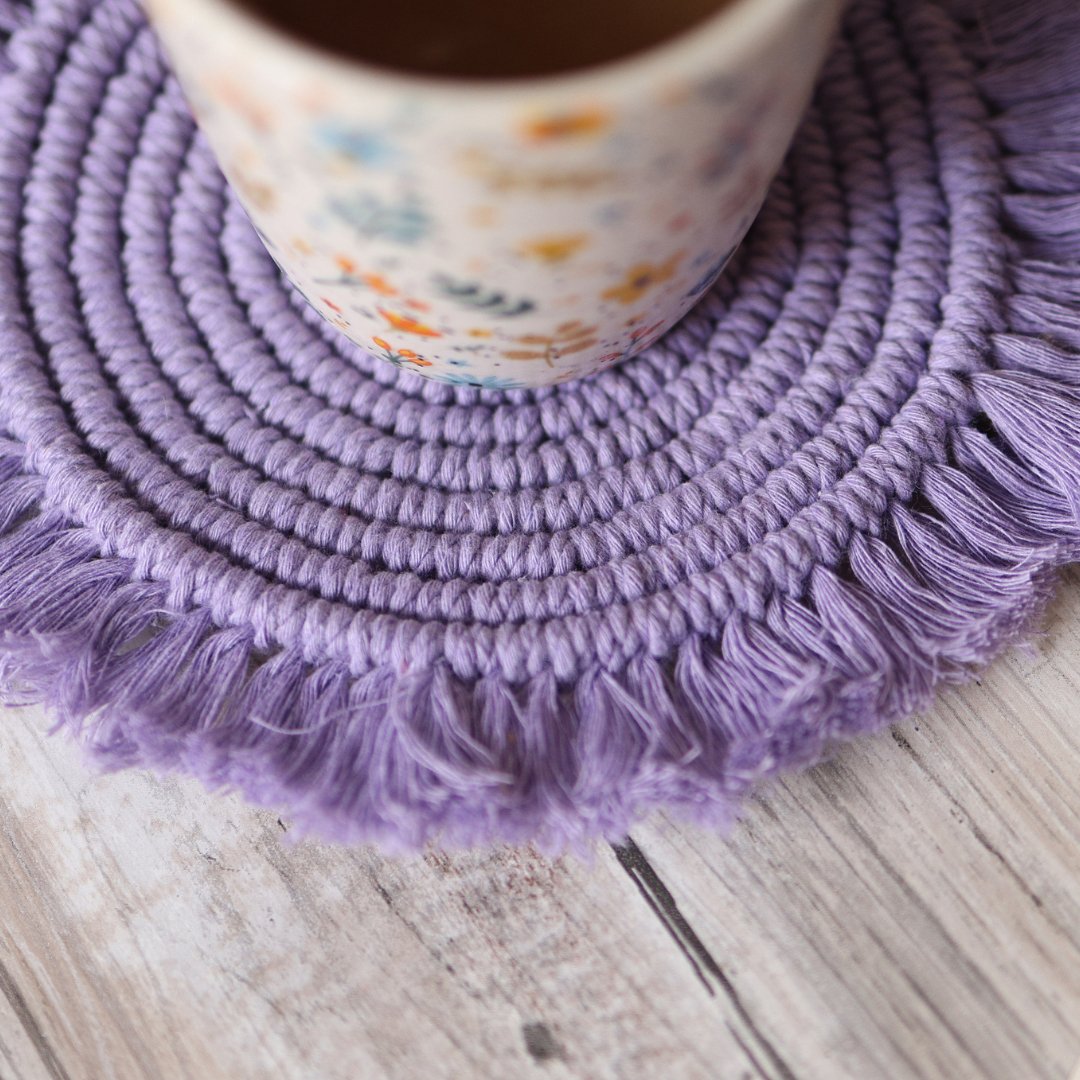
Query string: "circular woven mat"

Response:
xmin=0 ymin=0 xmax=1077 ymax=848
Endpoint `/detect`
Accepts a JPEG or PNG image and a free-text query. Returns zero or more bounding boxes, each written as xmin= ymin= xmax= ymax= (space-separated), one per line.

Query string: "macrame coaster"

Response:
xmin=0 ymin=0 xmax=1077 ymax=850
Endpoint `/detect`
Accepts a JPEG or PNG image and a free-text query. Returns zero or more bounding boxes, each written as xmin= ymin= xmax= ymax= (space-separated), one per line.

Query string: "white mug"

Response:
xmin=142 ymin=0 xmax=844 ymax=388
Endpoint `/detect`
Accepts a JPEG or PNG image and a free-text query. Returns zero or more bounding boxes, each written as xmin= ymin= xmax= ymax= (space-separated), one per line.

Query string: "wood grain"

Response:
xmin=1 ymin=570 xmax=1079 ymax=1080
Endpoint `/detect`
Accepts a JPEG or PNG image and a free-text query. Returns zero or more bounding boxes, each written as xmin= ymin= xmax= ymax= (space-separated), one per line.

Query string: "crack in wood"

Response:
xmin=890 ymin=729 xmax=1051 ymax=916
xmin=611 ymin=837 xmax=795 ymax=1080
xmin=726 ymin=1023 xmax=774 ymax=1080
xmin=0 ymin=955 xmax=72 ymax=1080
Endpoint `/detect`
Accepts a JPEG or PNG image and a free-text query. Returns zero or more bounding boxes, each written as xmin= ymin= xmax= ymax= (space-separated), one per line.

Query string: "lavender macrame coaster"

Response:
xmin=0 ymin=0 xmax=1078 ymax=850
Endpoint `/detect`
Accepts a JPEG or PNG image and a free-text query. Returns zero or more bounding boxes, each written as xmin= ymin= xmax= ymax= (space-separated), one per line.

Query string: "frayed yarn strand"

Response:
xmin=0 ymin=0 xmax=1078 ymax=849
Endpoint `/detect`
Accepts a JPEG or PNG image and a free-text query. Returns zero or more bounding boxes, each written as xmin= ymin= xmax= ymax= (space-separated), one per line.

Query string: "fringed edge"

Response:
xmin=1 ymin=0 xmax=1079 ymax=851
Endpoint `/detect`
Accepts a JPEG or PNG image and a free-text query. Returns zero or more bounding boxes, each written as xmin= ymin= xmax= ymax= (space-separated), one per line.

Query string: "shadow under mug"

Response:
xmin=142 ymin=0 xmax=845 ymax=388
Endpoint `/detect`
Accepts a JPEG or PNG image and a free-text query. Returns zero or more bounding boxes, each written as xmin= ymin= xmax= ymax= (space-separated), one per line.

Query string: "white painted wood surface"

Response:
xmin=0 ymin=571 xmax=1079 ymax=1080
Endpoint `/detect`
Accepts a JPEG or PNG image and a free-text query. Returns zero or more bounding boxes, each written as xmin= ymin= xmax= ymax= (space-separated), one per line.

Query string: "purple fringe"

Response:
xmin=0 ymin=0 xmax=1079 ymax=850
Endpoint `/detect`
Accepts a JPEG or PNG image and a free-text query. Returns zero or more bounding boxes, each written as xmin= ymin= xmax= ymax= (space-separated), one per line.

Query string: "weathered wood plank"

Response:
xmin=0 ymin=711 xmax=762 ymax=1080
xmin=0 ymin=570 xmax=1078 ymax=1079
xmin=636 ymin=568 xmax=1080 ymax=1080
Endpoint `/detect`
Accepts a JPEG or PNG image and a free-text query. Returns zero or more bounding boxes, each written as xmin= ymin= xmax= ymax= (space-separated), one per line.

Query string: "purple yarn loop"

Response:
xmin=0 ymin=0 xmax=1078 ymax=849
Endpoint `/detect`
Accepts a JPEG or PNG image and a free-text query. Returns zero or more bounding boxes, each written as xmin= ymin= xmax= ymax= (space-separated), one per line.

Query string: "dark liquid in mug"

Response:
xmin=240 ymin=0 xmax=735 ymax=79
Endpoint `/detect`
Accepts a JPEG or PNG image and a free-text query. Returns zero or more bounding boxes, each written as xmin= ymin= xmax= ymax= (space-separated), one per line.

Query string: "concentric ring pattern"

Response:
xmin=0 ymin=0 xmax=1078 ymax=847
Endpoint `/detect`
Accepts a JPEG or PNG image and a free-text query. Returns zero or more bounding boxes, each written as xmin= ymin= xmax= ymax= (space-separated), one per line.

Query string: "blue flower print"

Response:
xmin=328 ymin=192 xmax=431 ymax=246
xmin=433 ymin=275 xmax=536 ymax=318
xmin=313 ymin=122 xmax=399 ymax=167
xmin=432 ymin=370 xmax=526 ymax=391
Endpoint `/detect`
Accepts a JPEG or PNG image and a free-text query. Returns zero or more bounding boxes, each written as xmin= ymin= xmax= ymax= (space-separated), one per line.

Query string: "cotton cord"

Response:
xmin=0 ymin=0 xmax=1078 ymax=849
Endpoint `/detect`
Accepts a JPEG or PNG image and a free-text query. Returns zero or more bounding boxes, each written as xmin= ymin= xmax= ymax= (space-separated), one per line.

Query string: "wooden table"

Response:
xmin=1 ymin=570 xmax=1078 ymax=1080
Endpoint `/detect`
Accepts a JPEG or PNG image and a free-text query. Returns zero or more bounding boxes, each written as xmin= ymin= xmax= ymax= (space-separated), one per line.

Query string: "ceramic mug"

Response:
xmin=141 ymin=0 xmax=844 ymax=389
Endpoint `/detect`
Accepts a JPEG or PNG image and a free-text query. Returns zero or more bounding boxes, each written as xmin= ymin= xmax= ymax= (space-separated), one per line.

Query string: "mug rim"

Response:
xmin=185 ymin=0 xmax=818 ymax=102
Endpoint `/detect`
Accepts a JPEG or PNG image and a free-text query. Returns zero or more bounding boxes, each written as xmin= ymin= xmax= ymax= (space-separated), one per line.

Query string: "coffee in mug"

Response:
xmin=240 ymin=0 xmax=736 ymax=79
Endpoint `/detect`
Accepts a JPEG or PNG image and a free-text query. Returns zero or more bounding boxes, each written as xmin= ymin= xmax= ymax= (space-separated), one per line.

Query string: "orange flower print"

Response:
xmin=296 ymin=82 xmax=332 ymax=114
xmin=363 ymin=272 xmax=397 ymax=296
xmin=211 ymin=76 xmax=273 ymax=133
xmin=469 ymin=205 xmax=498 ymax=227
xmin=378 ymin=308 xmax=443 ymax=338
xmin=459 ymin=147 xmax=615 ymax=194
xmin=502 ymin=321 xmax=599 ymax=367
xmin=519 ymin=233 xmax=590 ymax=265
xmin=333 ymin=257 xmax=399 ymax=296
xmin=372 ymin=337 xmax=433 ymax=368
xmin=630 ymin=320 xmax=667 ymax=348
xmin=522 ymin=108 xmax=611 ymax=142
xmin=230 ymin=166 xmax=275 ymax=212
xmin=602 ymin=252 xmax=685 ymax=306
xmin=316 ymin=258 xmax=402 ymax=299
xmin=320 ymin=298 xmax=350 ymax=331
xmin=658 ymin=81 xmax=692 ymax=107
xmin=468 ymin=328 xmax=493 ymax=339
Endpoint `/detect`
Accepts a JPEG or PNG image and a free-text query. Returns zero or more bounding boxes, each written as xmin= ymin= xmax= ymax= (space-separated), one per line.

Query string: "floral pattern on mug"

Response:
xmin=143 ymin=0 xmax=843 ymax=386
xmin=602 ymin=253 xmax=685 ymax=306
